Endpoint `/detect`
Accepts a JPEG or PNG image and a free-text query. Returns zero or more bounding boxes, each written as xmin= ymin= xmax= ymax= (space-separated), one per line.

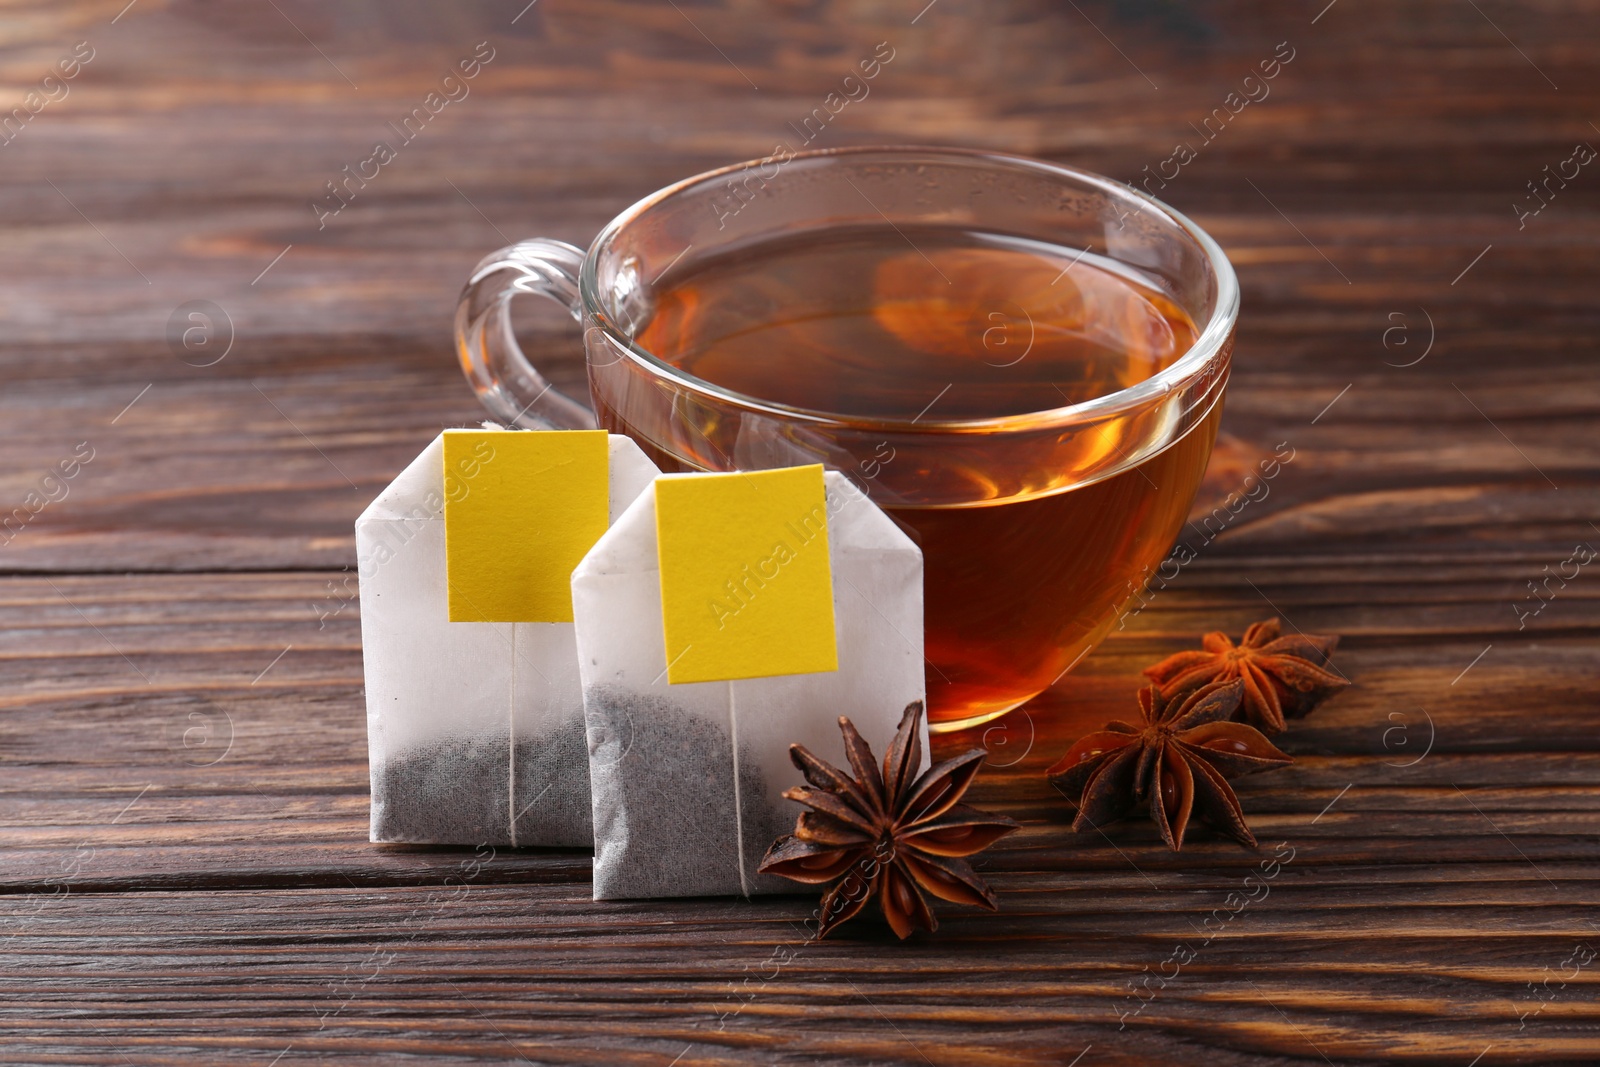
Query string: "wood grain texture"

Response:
xmin=2 ymin=0 xmax=1599 ymax=1063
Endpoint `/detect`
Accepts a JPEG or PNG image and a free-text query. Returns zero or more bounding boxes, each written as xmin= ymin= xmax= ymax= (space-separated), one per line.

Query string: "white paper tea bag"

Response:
xmin=572 ymin=465 xmax=927 ymax=900
xmin=358 ymin=427 xmax=658 ymax=847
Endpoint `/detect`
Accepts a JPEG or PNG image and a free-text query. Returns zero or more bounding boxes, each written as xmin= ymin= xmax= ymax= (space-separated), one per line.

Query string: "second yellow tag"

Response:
xmin=655 ymin=465 xmax=839 ymax=684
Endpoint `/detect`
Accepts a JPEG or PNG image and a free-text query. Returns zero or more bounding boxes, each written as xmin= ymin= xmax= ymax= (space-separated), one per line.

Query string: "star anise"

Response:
xmin=759 ymin=701 xmax=1020 ymax=940
xmin=1046 ymin=679 xmax=1290 ymax=850
xmin=1143 ymin=617 xmax=1348 ymax=735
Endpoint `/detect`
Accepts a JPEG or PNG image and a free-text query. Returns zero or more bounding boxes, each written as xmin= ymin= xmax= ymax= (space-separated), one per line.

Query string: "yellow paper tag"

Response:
xmin=442 ymin=429 xmax=609 ymax=623
xmin=655 ymin=465 xmax=838 ymax=684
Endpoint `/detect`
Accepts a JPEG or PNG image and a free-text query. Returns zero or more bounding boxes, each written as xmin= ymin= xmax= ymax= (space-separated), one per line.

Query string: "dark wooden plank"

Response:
xmin=4 ymin=358 xmax=1598 ymax=571
xmin=4 ymin=571 xmax=1598 ymax=883
xmin=3 ymin=876 xmax=1598 ymax=1066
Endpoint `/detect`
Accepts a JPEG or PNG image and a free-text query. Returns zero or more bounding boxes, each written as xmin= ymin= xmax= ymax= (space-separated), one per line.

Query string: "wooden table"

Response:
xmin=4 ymin=2 xmax=1596 ymax=1063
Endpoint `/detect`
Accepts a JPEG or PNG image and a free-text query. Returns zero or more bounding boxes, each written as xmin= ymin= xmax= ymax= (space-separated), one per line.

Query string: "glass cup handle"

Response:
xmin=454 ymin=238 xmax=597 ymax=429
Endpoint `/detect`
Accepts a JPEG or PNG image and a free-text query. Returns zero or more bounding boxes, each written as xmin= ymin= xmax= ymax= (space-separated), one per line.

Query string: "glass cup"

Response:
xmin=455 ymin=146 xmax=1237 ymax=733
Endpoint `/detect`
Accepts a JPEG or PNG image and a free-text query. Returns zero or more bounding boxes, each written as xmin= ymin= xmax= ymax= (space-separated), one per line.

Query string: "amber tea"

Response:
xmin=622 ymin=226 xmax=1219 ymax=729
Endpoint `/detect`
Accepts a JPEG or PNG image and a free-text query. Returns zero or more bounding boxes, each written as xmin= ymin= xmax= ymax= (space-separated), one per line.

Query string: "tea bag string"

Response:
xmin=508 ymin=624 xmax=519 ymax=849
xmin=728 ymin=679 xmax=752 ymax=899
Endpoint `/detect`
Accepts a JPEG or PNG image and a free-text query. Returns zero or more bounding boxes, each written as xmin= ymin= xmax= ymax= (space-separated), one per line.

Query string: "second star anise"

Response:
xmin=759 ymin=701 xmax=1019 ymax=939
xmin=1046 ymin=679 xmax=1291 ymax=850
xmin=1143 ymin=616 xmax=1349 ymax=735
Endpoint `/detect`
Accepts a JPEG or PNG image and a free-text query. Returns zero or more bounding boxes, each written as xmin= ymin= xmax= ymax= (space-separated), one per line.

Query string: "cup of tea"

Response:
xmin=455 ymin=146 xmax=1237 ymax=732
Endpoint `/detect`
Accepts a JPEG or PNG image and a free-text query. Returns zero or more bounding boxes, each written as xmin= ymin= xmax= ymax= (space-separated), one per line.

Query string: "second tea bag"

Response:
xmin=572 ymin=464 xmax=927 ymax=899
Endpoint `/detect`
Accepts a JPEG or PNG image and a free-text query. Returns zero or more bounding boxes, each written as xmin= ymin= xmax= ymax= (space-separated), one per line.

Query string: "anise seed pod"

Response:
xmin=1046 ymin=679 xmax=1291 ymax=851
xmin=759 ymin=701 xmax=1019 ymax=939
xmin=1143 ymin=617 xmax=1348 ymax=735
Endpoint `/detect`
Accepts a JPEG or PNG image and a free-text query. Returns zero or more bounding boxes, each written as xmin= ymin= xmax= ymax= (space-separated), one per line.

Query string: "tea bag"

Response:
xmin=572 ymin=465 xmax=927 ymax=899
xmin=358 ymin=427 xmax=659 ymax=846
